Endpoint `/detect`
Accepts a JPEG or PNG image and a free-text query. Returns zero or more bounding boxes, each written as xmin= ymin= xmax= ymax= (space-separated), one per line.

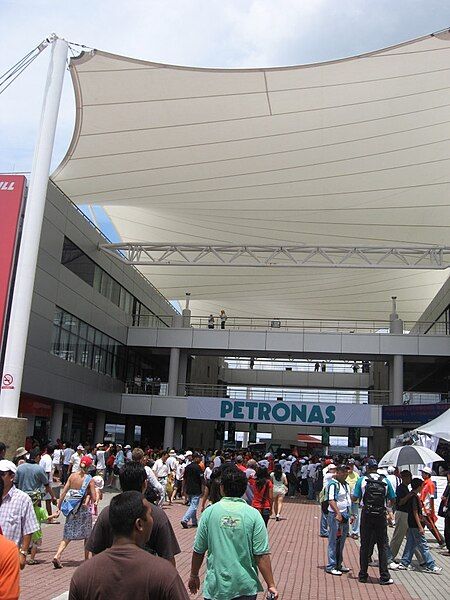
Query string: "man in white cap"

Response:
xmin=0 ymin=460 xmax=38 ymax=569
xmin=68 ymin=444 xmax=85 ymax=476
xmin=124 ymin=445 xmax=132 ymax=463
xmin=166 ymin=449 xmax=178 ymax=474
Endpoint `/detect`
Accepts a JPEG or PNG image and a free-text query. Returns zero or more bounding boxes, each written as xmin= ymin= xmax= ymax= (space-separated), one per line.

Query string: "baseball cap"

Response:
xmin=77 ymin=444 xmax=84 ymax=450
xmin=387 ymin=466 xmax=395 ymax=474
xmin=264 ymin=452 xmax=272 ymax=458
xmin=80 ymin=456 xmax=93 ymax=469
xmin=324 ymin=458 xmax=333 ymax=465
xmin=367 ymin=458 xmax=378 ymax=468
xmin=96 ymin=443 xmax=104 ymax=448
xmin=14 ymin=446 xmax=28 ymax=458
xmin=124 ymin=445 xmax=131 ymax=449
xmin=93 ymin=475 xmax=104 ymax=489
xmin=0 ymin=459 xmax=17 ymax=474
xmin=178 ymin=454 xmax=185 ymax=460
xmin=328 ymin=463 xmax=337 ymax=470
xmin=185 ymin=450 xmax=193 ymax=456
xmin=420 ymin=466 xmax=432 ymax=475
xmin=169 ymin=449 xmax=176 ymax=455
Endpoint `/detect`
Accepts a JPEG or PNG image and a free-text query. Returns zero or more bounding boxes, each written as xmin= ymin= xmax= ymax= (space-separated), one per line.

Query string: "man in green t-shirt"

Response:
xmin=188 ymin=468 xmax=278 ymax=600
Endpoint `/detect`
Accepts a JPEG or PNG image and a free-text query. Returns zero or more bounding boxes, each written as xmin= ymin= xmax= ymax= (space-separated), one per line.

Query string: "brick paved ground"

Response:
xmin=19 ymin=493 xmax=447 ymax=600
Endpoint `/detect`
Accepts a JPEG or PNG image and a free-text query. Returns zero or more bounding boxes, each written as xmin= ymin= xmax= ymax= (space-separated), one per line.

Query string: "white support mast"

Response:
xmin=0 ymin=36 xmax=68 ymax=417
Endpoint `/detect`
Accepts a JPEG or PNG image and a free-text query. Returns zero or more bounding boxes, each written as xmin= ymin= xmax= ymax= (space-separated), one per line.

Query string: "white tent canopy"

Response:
xmin=416 ymin=408 xmax=450 ymax=442
xmin=52 ymin=31 xmax=450 ymax=320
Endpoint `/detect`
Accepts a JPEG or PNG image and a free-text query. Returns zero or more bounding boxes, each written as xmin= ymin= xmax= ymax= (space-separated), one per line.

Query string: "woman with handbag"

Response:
xmin=249 ymin=466 xmax=273 ymax=527
xmin=439 ymin=470 xmax=450 ymax=555
xmin=270 ymin=463 xmax=288 ymax=521
xmin=51 ymin=455 xmax=96 ymax=568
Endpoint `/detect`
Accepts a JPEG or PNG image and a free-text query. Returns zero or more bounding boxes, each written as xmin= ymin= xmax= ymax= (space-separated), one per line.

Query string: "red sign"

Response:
xmin=1 ymin=373 xmax=14 ymax=389
xmin=0 ymin=175 xmax=26 ymax=354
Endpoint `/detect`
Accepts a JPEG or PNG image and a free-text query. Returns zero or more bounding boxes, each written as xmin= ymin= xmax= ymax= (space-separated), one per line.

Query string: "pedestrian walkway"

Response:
xmin=19 ymin=494 xmax=446 ymax=600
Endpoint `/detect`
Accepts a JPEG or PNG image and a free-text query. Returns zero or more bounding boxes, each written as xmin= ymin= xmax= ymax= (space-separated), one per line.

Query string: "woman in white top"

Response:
xmin=271 ymin=463 xmax=288 ymax=521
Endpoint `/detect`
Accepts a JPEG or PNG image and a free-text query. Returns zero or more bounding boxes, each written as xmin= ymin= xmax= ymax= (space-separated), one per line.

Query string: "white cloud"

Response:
xmin=0 ymin=0 xmax=449 ymax=172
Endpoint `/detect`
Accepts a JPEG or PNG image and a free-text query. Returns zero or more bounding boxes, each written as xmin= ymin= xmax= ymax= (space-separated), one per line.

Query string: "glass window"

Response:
xmin=100 ymin=271 xmax=112 ymax=299
xmin=51 ymin=324 xmax=61 ymax=356
xmin=53 ymin=308 xmax=63 ymax=326
xmin=111 ymin=280 xmax=121 ymax=306
xmin=87 ymin=325 xmax=96 ymax=343
xmin=61 ymin=237 xmax=95 ymax=286
xmin=78 ymin=321 xmax=88 ymax=340
xmin=93 ymin=265 xmax=102 ymax=293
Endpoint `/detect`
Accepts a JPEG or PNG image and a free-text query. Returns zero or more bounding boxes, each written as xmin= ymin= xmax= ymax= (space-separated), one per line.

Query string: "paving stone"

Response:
xmin=18 ymin=493 xmax=448 ymax=600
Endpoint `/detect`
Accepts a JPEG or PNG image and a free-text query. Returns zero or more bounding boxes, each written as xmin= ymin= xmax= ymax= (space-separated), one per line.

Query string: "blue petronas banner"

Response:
xmin=186 ymin=397 xmax=381 ymax=428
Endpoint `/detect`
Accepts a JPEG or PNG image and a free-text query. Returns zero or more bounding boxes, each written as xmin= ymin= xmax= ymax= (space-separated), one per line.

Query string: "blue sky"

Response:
xmin=1 ymin=0 xmax=450 ymax=175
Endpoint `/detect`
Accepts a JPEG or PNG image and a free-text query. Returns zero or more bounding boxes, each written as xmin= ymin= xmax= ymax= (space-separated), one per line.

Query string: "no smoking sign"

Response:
xmin=1 ymin=373 xmax=14 ymax=390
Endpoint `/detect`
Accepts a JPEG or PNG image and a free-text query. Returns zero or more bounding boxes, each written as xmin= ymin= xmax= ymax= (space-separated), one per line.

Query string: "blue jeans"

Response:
xmin=182 ymin=495 xmax=200 ymax=525
xmin=350 ymin=502 xmax=360 ymax=535
xmin=400 ymin=528 xmax=435 ymax=569
xmin=307 ymin=477 xmax=315 ymax=500
xmin=326 ymin=512 xmax=349 ymax=572
xmin=320 ymin=510 xmax=329 ymax=536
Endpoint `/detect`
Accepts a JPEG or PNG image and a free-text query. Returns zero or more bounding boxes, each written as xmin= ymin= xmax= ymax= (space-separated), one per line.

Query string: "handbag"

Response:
xmin=438 ymin=498 xmax=448 ymax=518
xmin=61 ymin=475 xmax=92 ymax=517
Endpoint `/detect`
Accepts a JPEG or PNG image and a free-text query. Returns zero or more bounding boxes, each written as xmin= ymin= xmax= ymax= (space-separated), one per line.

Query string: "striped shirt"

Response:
xmin=0 ymin=486 xmax=38 ymax=545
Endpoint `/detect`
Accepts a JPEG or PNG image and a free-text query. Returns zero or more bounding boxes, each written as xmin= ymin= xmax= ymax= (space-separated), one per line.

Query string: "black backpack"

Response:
xmin=362 ymin=475 xmax=387 ymax=516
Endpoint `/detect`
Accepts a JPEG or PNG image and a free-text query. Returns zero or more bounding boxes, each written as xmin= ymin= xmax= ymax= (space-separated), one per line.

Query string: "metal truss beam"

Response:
xmin=99 ymin=243 xmax=450 ymax=269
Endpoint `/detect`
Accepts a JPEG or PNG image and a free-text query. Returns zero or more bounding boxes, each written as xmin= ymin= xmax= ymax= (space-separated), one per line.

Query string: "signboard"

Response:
xmin=186 ymin=397 xmax=380 ymax=427
xmin=0 ymin=175 xmax=26 ymax=356
xmin=382 ymin=404 xmax=450 ymax=426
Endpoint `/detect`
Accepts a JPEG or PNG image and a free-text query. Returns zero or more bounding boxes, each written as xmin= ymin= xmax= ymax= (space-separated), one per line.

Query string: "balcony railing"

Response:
xmin=123 ymin=382 xmax=447 ymax=406
xmin=130 ymin=315 xmax=448 ymax=335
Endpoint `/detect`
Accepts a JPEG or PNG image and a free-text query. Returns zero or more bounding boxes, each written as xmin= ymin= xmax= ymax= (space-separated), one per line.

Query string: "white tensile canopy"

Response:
xmin=52 ymin=31 xmax=450 ymax=320
xmin=416 ymin=408 xmax=450 ymax=442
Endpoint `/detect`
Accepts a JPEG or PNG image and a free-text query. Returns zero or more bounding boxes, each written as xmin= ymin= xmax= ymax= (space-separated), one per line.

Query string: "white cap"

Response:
xmin=124 ymin=445 xmax=131 ymax=449
xmin=178 ymin=454 xmax=185 ymax=460
xmin=259 ymin=459 xmax=269 ymax=468
xmin=387 ymin=466 xmax=395 ymax=474
xmin=420 ymin=466 xmax=432 ymax=475
xmin=169 ymin=449 xmax=176 ymax=455
xmin=77 ymin=444 xmax=84 ymax=450
xmin=92 ymin=475 xmax=104 ymax=490
xmin=328 ymin=463 xmax=337 ymax=470
xmin=281 ymin=453 xmax=286 ymax=458
xmin=264 ymin=452 xmax=272 ymax=458
xmin=185 ymin=450 xmax=193 ymax=456
xmin=0 ymin=459 xmax=17 ymax=474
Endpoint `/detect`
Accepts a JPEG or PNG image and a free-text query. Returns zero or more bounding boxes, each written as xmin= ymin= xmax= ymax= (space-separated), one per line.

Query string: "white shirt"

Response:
xmin=300 ymin=464 xmax=308 ymax=479
xmin=63 ymin=448 xmax=74 ymax=465
xmin=152 ymin=458 xmax=169 ymax=478
xmin=307 ymin=463 xmax=319 ymax=478
xmin=283 ymin=461 xmax=292 ymax=474
xmin=144 ymin=466 xmax=165 ymax=496
xmin=39 ymin=454 xmax=52 ymax=482
xmin=213 ymin=456 xmax=222 ymax=468
xmin=52 ymin=448 xmax=62 ymax=465
xmin=204 ymin=466 xmax=212 ymax=481
xmin=327 ymin=479 xmax=351 ymax=513
xmin=166 ymin=456 xmax=178 ymax=473
xmin=96 ymin=450 xmax=106 ymax=470
xmin=70 ymin=452 xmax=82 ymax=473
xmin=176 ymin=463 xmax=186 ymax=481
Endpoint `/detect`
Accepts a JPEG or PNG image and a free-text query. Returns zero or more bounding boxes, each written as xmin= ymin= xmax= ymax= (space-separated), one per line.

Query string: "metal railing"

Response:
xmin=123 ymin=382 xmax=447 ymax=406
xmin=224 ymin=358 xmax=370 ymax=374
xmin=130 ymin=314 xmax=448 ymax=335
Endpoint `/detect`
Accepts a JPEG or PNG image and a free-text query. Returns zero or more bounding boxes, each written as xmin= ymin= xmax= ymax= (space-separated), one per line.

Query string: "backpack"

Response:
xmin=362 ymin=475 xmax=387 ymax=516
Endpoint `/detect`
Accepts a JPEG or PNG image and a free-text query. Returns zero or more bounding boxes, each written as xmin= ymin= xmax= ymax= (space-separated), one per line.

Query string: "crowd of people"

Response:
xmin=0 ymin=438 xmax=448 ymax=599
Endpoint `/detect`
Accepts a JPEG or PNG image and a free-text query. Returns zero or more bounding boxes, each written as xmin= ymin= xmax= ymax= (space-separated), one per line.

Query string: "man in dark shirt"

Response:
xmin=181 ymin=452 xmax=203 ymax=529
xmin=86 ymin=463 xmax=180 ymax=565
xmin=388 ymin=470 xmax=422 ymax=566
xmin=69 ymin=491 xmax=189 ymax=600
xmin=397 ymin=478 xmax=441 ymax=573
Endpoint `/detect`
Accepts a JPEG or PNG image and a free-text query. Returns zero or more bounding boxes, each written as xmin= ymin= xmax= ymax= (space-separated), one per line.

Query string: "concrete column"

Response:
xmin=163 ymin=417 xmax=175 ymax=450
xmin=389 ymin=297 xmax=404 ymax=406
xmin=94 ymin=411 xmax=106 ymax=444
xmin=50 ymin=401 xmax=64 ymax=443
xmin=182 ymin=307 xmax=191 ymax=328
xmin=64 ymin=407 xmax=73 ymax=443
xmin=168 ymin=347 xmax=180 ymax=396
xmin=173 ymin=418 xmax=183 ymax=450
xmin=178 ymin=352 xmax=188 ymax=388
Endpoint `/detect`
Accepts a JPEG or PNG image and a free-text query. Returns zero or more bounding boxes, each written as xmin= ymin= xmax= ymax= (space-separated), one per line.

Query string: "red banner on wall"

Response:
xmin=0 ymin=175 xmax=26 ymax=354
